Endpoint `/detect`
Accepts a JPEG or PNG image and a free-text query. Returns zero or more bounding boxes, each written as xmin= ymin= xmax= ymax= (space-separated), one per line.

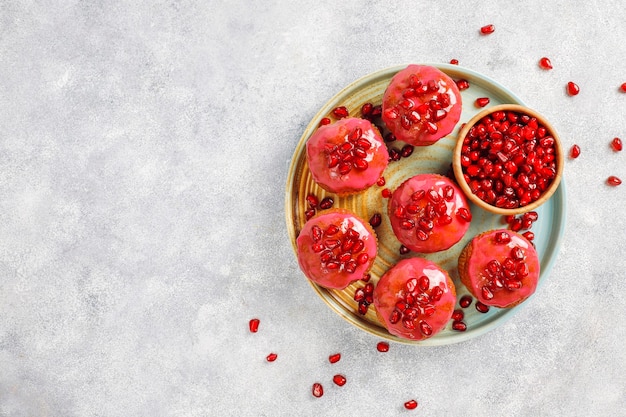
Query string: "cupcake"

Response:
xmin=296 ymin=209 xmax=377 ymax=290
xmin=373 ymin=257 xmax=456 ymax=341
xmin=458 ymin=229 xmax=540 ymax=308
xmin=306 ymin=117 xmax=389 ymax=194
xmin=388 ymin=174 xmax=472 ymax=253
xmin=381 ymin=64 xmax=462 ymax=146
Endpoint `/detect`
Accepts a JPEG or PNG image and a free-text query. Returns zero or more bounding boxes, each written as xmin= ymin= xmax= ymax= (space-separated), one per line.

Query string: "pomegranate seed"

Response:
xmin=249 ymin=318 xmax=260 ymax=333
xmin=376 ymin=341 xmax=389 ymax=352
xmin=319 ymin=197 xmax=334 ymax=210
xmin=401 ymin=144 xmax=415 ymax=158
xmin=570 ymin=144 xmax=581 ymax=159
xmin=404 ymin=400 xmax=419 ymax=410
xmin=456 ymin=79 xmax=470 ymax=90
xmin=305 ymin=208 xmax=316 ymax=220
xmin=399 ymin=245 xmax=411 ymax=255
xmin=475 ymin=97 xmax=490 ymax=107
xmin=452 ymin=309 xmax=464 ymax=322
xmin=450 ymin=59 xmax=459 ymax=65
xmin=607 ymin=175 xmax=622 ymax=186
xmin=452 ymin=321 xmax=467 ymax=331
xmin=522 ymin=231 xmax=535 ymax=241
xmin=332 ymin=374 xmax=347 ymax=386
xmin=332 ymin=106 xmax=349 ymax=119
xmin=312 ymin=382 xmax=324 ymax=398
xmin=266 ymin=353 xmax=278 ymax=362
xmin=319 ymin=117 xmax=331 ymax=126
xmin=567 ymin=82 xmax=580 ymax=96
xmin=459 ymin=294 xmax=473 ymax=308
xmin=369 ymin=213 xmax=382 ymax=228
xmin=480 ymin=24 xmax=495 ymax=35
xmin=611 ymin=137 xmax=623 ymax=152
xmin=475 ymin=301 xmax=490 ymax=313
xmin=306 ymin=194 xmax=319 ymax=208
xmin=329 ymin=353 xmax=341 ymax=364
xmin=382 ymin=188 xmax=392 ymax=198
xmin=620 ymin=83 xmax=626 ymax=93
xmin=361 ymin=102 xmax=373 ymax=117
xmin=377 ymin=176 xmax=386 ymax=186
xmin=538 ymin=57 xmax=553 ymax=70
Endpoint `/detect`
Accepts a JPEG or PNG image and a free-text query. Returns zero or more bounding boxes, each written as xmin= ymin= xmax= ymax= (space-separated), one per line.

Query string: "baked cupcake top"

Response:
xmin=458 ymin=229 xmax=540 ymax=308
xmin=306 ymin=117 xmax=389 ymax=194
xmin=296 ymin=209 xmax=377 ymax=290
xmin=382 ymin=64 xmax=462 ymax=146
xmin=388 ymin=174 xmax=472 ymax=253
xmin=373 ymin=257 xmax=456 ymax=341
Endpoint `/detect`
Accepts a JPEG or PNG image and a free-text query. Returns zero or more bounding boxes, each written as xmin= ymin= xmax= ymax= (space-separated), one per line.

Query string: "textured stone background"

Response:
xmin=1 ymin=1 xmax=625 ymax=416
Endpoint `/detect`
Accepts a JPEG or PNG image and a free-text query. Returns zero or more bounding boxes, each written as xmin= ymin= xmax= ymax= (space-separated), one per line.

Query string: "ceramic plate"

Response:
xmin=285 ymin=64 xmax=566 ymax=345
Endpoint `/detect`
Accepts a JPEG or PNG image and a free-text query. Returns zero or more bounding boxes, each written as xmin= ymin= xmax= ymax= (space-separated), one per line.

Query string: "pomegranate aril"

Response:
xmin=452 ymin=309 xmax=464 ymax=321
xmin=332 ymin=374 xmax=347 ymax=387
xmin=376 ymin=341 xmax=390 ymax=352
xmin=450 ymin=58 xmax=459 ymax=65
xmin=377 ymin=176 xmax=386 ymax=186
xmin=329 ymin=353 xmax=341 ymax=364
xmin=475 ymin=97 xmax=490 ymax=107
xmin=401 ymin=144 xmax=415 ymax=158
xmin=399 ymin=245 xmax=411 ymax=255
xmin=404 ymin=400 xmax=419 ymax=410
xmin=459 ymin=294 xmax=473 ymax=308
xmin=452 ymin=321 xmax=467 ymax=331
xmin=332 ymin=106 xmax=349 ymax=118
xmin=312 ymin=382 xmax=324 ymax=398
xmin=621 ymin=83 xmax=626 ymax=93
xmin=305 ymin=208 xmax=316 ymax=220
xmin=306 ymin=194 xmax=319 ymax=208
xmin=319 ymin=117 xmax=331 ymax=126
xmin=266 ymin=353 xmax=278 ymax=362
xmin=456 ymin=79 xmax=470 ymax=90
xmin=567 ymin=82 xmax=580 ymax=96
xmin=607 ymin=176 xmax=622 ymax=186
xmin=361 ymin=102 xmax=373 ymax=117
xmin=480 ymin=24 xmax=495 ymax=34
xmin=319 ymin=197 xmax=334 ymax=210
xmin=369 ymin=213 xmax=382 ymax=228
xmin=475 ymin=301 xmax=490 ymax=313
xmin=382 ymin=188 xmax=392 ymax=198
xmin=249 ymin=318 xmax=260 ymax=333
xmin=611 ymin=137 xmax=623 ymax=152
xmin=522 ymin=231 xmax=535 ymax=241
xmin=568 ymin=144 xmax=580 ymax=158
xmin=538 ymin=57 xmax=553 ymax=70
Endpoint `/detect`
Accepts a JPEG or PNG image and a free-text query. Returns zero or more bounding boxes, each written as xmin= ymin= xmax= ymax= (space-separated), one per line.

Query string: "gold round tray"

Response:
xmin=285 ymin=64 xmax=566 ymax=345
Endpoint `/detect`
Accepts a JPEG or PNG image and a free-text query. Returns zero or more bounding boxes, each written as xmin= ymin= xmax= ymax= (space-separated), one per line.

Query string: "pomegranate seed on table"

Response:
xmin=332 ymin=374 xmax=347 ymax=386
xmin=328 ymin=353 xmax=341 ymax=364
xmin=249 ymin=318 xmax=260 ymax=333
xmin=567 ymin=81 xmax=580 ymax=96
xmin=480 ymin=24 xmax=495 ymax=35
xmin=450 ymin=58 xmax=459 ymax=65
xmin=611 ymin=137 xmax=623 ymax=151
xmin=266 ymin=353 xmax=278 ymax=362
xmin=607 ymin=175 xmax=622 ymax=186
xmin=570 ymin=144 xmax=581 ymax=158
xmin=312 ymin=382 xmax=324 ymax=398
xmin=620 ymin=82 xmax=626 ymax=92
xmin=404 ymin=399 xmax=419 ymax=410
xmin=376 ymin=341 xmax=390 ymax=352
xmin=538 ymin=57 xmax=553 ymax=70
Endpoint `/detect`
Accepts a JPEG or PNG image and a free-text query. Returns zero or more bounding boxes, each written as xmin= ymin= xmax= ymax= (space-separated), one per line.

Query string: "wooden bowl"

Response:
xmin=452 ymin=104 xmax=563 ymax=215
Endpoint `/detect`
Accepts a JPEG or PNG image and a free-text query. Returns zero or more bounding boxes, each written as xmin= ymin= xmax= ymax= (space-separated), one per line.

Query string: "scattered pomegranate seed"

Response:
xmin=361 ymin=102 xmax=373 ymax=118
xmin=319 ymin=117 xmax=332 ymax=127
xmin=399 ymin=245 xmax=411 ymax=255
xmin=567 ymin=82 xmax=580 ymax=96
xmin=452 ymin=309 xmax=464 ymax=322
xmin=459 ymin=294 xmax=473 ymax=308
xmin=306 ymin=194 xmax=319 ymax=208
xmin=384 ymin=132 xmax=396 ymax=142
xmin=319 ymin=196 xmax=334 ymax=210
xmin=611 ymin=137 xmax=623 ymax=152
xmin=607 ymin=175 xmax=622 ymax=186
xmin=522 ymin=231 xmax=535 ymax=241
xmin=455 ymin=79 xmax=470 ymax=90
xmin=401 ymin=144 xmax=415 ymax=158
xmin=361 ymin=273 xmax=371 ymax=282
xmin=404 ymin=400 xmax=419 ymax=410
xmin=332 ymin=106 xmax=349 ymax=119
xmin=620 ymin=83 xmax=626 ymax=93
xmin=452 ymin=321 xmax=467 ymax=331
xmin=475 ymin=301 xmax=490 ymax=313
xmin=382 ymin=188 xmax=392 ymax=198
xmin=369 ymin=213 xmax=382 ymax=228
xmin=450 ymin=59 xmax=459 ymax=65
xmin=475 ymin=97 xmax=490 ymax=107
xmin=332 ymin=374 xmax=347 ymax=386
xmin=249 ymin=318 xmax=260 ymax=333
xmin=570 ymin=144 xmax=581 ymax=159
xmin=538 ymin=57 xmax=553 ymax=70
xmin=305 ymin=208 xmax=316 ymax=220
xmin=376 ymin=341 xmax=390 ymax=352
xmin=355 ymin=283 xmax=374 ymax=315
xmin=377 ymin=176 xmax=386 ymax=186
xmin=480 ymin=24 xmax=495 ymax=35
xmin=328 ymin=353 xmax=341 ymax=364
xmin=312 ymin=382 xmax=324 ymax=398
xmin=266 ymin=353 xmax=278 ymax=362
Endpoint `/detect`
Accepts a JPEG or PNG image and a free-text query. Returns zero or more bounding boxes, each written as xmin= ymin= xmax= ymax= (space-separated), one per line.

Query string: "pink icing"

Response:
xmin=388 ymin=174 xmax=471 ymax=253
xmin=306 ymin=117 xmax=389 ymax=194
xmin=297 ymin=211 xmax=377 ymax=290
xmin=382 ymin=65 xmax=462 ymax=146
xmin=462 ymin=230 xmax=540 ymax=308
xmin=373 ymin=257 xmax=456 ymax=341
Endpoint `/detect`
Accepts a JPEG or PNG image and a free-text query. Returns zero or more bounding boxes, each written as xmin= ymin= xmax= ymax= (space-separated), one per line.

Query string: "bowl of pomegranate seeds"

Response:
xmin=452 ymin=104 xmax=564 ymax=215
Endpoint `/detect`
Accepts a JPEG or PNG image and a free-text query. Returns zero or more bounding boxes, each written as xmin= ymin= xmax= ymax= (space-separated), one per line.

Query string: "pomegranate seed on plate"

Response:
xmin=480 ymin=24 xmax=495 ymax=35
xmin=369 ymin=213 xmax=382 ymax=228
xmin=332 ymin=106 xmax=349 ymax=119
xmin=452 ymin=321 xmax=467 ymax=331
xmin=319 ymin=196 xmax=334 ymax=210
xmin=475 ymin=97 xmax=490 ymax=107
xmin=319 ymin=117 xmax=331 ymax=126
xmin=567 ymin=82 xmax=580 ymax=96
xmin=459 ymin=294 xmax=473 ymax=308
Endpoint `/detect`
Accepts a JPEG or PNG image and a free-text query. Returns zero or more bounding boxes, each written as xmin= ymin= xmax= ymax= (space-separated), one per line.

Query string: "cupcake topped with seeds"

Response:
xmin=296 ymin=209 xmax=377 ymax=290
xmin=306 ymin=117 xmax=389 ymax=195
